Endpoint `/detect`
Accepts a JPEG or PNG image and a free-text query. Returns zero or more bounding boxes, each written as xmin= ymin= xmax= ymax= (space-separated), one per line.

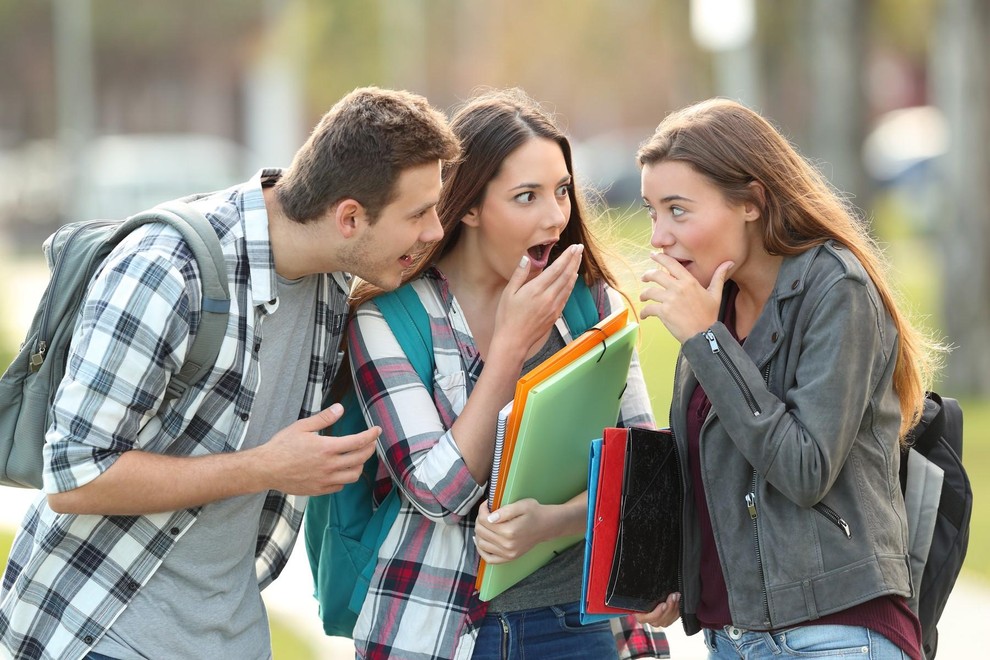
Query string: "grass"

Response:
xmin=956 ymin=398 xmax=990 ymax=582
xmin=0 ymin=530 xmax=11 ymax=574
xmin=270 ymin=614 xmax=317 ymax=659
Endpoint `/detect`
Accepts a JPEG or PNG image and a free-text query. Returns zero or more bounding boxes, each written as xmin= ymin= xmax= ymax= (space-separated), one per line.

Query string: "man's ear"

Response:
xmin=333 ymin=198 xmax=365 ymax=237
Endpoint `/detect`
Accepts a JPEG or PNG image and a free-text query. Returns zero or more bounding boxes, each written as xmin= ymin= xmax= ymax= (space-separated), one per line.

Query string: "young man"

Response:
xmin=0 ymin=87 xmax=460 ymax=660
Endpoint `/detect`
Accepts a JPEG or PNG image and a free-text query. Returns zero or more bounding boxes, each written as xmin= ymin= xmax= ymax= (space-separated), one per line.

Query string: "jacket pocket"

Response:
xmin=813 ymin=501 xmax=852 ymax=539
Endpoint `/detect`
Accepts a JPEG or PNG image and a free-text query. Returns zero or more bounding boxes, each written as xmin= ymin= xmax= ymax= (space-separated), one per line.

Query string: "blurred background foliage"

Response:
xmin=1 ymin=1 xmax=987 ymax=657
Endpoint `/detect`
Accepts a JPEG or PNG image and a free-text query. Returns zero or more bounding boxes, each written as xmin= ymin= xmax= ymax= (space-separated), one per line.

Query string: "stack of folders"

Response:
xmin=580 ymin=426 xmax=682 ymax=623
xmin=476 ymin=308 xmax=638 ymax=602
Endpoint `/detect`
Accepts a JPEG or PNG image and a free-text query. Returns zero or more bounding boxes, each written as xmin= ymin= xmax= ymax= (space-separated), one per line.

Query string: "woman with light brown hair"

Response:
xmin=637 ymin=98 xmax=938 ymax=659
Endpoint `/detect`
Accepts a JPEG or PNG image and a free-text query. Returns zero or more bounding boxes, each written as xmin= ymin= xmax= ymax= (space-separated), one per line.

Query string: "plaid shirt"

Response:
xmin=0 ymin=169 xmax=350 ymax=660
xmin=347 ymin=269 xmax=669 ymax=660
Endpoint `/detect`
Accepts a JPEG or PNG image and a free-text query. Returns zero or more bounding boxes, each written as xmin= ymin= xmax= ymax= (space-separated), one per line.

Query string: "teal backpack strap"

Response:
xmin=561 ymin=277 xmax=599 ymax=336
xmin=306 ymin=281 xmax=435 ymax=637
xmin=349 ymin=283 xmax=433 ymax=606
xmin=375 ymin=284 xmax=434 ymax=382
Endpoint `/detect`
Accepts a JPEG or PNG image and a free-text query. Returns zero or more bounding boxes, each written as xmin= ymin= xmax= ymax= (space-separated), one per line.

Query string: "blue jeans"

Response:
xmin=703 ymin=624 xmax=910 ymax=659
xmin=84 ymin=653 xmax=118 ymax=660
xmin=473 ymin=602 xmax=619 ymax=660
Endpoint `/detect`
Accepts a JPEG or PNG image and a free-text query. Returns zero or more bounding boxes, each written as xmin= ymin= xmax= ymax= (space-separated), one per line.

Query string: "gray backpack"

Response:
xmin=0 ymin=201 xmax=229 ymax=488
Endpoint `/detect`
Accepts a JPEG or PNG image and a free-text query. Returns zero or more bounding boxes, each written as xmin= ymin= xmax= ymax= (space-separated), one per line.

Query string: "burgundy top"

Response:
xmin=685 ymin=283 xmax=921 ymax=659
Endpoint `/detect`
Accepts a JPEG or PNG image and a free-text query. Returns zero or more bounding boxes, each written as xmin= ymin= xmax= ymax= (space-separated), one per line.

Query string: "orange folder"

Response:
xmin=489 ymin=307 xmax=628 ymax=511
xmin=475 ymin=307 xmax=629 ymax=593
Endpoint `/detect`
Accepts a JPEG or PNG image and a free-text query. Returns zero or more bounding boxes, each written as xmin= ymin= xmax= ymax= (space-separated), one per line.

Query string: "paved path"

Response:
xmin=0 ymin=486 xmax=983 ymax=658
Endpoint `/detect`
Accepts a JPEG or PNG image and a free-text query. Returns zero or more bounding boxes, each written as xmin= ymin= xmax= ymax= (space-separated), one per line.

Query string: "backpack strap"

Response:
xmin=375 ymin=283 xmax=434 ymax=385
xmin=909 ymin=392 xmax=947 ymax=458
xmin=342 ymin=283 xmax=434 ymax=619
xmin=561 ymin=277 xmax=600 ymax=337
xmin=114 ymin=201 xmax=230 ymax=401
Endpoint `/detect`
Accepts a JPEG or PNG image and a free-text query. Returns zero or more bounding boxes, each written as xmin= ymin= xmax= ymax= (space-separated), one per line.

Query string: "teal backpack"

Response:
xmin=304 ymin=278 xmax=600 ymax=637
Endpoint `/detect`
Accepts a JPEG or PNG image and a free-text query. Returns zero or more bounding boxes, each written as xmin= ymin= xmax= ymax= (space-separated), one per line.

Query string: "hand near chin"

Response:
xmin=639 ymin=253 xmax=732 ymax=343
xmin=493 ymin=244 xmax=584 ymax=357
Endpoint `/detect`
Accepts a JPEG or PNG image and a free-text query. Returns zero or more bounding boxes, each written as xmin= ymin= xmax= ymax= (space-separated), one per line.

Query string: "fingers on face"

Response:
xmin=639 ymin=303 xmax=663 ymax=320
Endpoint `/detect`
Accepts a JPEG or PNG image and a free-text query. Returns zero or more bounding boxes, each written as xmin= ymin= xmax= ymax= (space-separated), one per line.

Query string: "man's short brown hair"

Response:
xmin=276 ymin=87 xmax=459 ymax=223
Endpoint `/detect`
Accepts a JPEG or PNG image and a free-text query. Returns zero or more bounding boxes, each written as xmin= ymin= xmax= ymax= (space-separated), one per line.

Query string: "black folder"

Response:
xmin=604 ymin=427 xmax=682 ymax=612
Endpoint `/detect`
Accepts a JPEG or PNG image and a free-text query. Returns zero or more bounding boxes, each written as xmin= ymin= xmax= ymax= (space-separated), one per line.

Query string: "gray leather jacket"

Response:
xmin=671 ymin=241 xmax=911 ymax=635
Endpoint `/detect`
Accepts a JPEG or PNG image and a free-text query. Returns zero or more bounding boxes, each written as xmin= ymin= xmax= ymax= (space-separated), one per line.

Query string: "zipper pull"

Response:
xmin=30 ymin=341 xmax=47 ymax=373
xmin=705 ymin=330 xmax=720 ymax=354
xmin=836 ymin=517 xmax=851 ymax=539
xmin=745 ymin=492 xmax=757 ymax=520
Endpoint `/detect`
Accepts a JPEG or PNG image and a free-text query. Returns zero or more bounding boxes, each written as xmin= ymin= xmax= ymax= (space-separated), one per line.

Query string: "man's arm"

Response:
xmin=47 ymin=404 xmax=379 ymax=514
xmin=44 ymin=230 xmax=375 ymax=515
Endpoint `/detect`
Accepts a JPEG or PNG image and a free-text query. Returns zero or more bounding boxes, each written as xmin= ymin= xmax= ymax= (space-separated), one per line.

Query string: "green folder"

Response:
xmin=477 ymin=321 xmax=639 ymax=601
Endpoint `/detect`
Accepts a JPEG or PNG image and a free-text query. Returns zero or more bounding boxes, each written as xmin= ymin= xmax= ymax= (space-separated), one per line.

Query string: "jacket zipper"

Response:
xmin=669 ymin=426 xmax=686 ymax=624
xmin=745 ymin=362 xmax=772 ymax=627
xmin=745 ymin=480 xmax=772 ymax=627
xmin=705 ymin=330 xmax=762 ymax=416
xmin=813 ymin=502 xmax=852 ymax=538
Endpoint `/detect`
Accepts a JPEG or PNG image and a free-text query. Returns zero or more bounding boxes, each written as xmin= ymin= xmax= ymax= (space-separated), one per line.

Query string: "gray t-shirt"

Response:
xmin=93 ymin=274 xmax=318 ymax=659
xmin=487 ymin=329 xmax=586 ymax=613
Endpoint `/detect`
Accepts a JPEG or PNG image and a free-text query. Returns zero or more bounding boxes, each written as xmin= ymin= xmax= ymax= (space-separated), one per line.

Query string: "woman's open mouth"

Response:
xmin=527 ymin=241 xmax=557 ymax=269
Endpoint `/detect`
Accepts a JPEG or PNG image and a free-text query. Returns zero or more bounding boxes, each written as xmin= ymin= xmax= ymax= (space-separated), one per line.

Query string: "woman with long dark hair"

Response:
xmin=346 ymin=89 xmax=675 ymax=659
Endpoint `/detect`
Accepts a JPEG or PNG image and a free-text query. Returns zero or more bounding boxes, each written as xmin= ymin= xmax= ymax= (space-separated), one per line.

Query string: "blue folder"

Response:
xmin=579 ymin=438 xmax=622 ymax=624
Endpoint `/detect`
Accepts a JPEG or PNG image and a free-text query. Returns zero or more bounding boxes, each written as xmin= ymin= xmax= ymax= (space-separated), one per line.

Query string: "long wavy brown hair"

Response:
xmin=350 ymin=88 xmax=619 ymax=306
xmin=637 ymin=98 xmax=939 ymax=440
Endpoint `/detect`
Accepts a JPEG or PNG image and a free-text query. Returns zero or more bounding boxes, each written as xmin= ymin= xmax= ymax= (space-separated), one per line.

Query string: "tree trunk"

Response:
xmin=807 ymin=0 xmax=870 ymax=208
xmin=930 ymin=0 xmax=990 ymax=395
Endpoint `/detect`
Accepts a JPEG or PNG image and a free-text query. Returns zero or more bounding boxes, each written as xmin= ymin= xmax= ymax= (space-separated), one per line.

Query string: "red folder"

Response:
xmin=584 ymin=427 xmax=630 ymax=615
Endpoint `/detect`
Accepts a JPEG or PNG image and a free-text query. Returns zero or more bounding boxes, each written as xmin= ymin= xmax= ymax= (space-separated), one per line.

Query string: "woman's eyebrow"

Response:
xmin=509 ymin=174 xmax=571 ymax=192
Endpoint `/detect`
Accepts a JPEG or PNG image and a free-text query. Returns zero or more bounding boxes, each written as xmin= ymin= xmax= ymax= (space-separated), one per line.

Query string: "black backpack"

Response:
xmin=900 ymin=391 xmax=971 ymax=659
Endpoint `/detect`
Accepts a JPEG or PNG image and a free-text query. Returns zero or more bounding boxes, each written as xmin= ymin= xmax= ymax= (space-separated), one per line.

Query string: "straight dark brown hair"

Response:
xmin=352 ymin=87 xmax=618 ymax=306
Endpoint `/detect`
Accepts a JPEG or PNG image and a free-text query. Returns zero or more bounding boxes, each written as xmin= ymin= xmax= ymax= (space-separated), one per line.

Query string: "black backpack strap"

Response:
xmin=939 ymin=395 xmax=964 ymax=460
xmin=933 ymin=394 xmax=968 ymax=531
xmin=116 ymin=201 xmax=230 ymax=401
xmin=902 ymin=391 xmax=968 ymax=531
xmin=907 ymin=392 xmax=946 ymax=457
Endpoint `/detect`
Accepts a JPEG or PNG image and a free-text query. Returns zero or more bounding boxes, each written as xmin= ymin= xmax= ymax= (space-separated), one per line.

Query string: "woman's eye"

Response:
xmin=555 ymin=183 xmax=572 ymax=198
xmin=643 ymin=203 xmax=657 ymax=222
xmin=671 ymin=206 xmax=685 ymax=218
xmin=513 ymin=191 xmax=536 ymax=203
